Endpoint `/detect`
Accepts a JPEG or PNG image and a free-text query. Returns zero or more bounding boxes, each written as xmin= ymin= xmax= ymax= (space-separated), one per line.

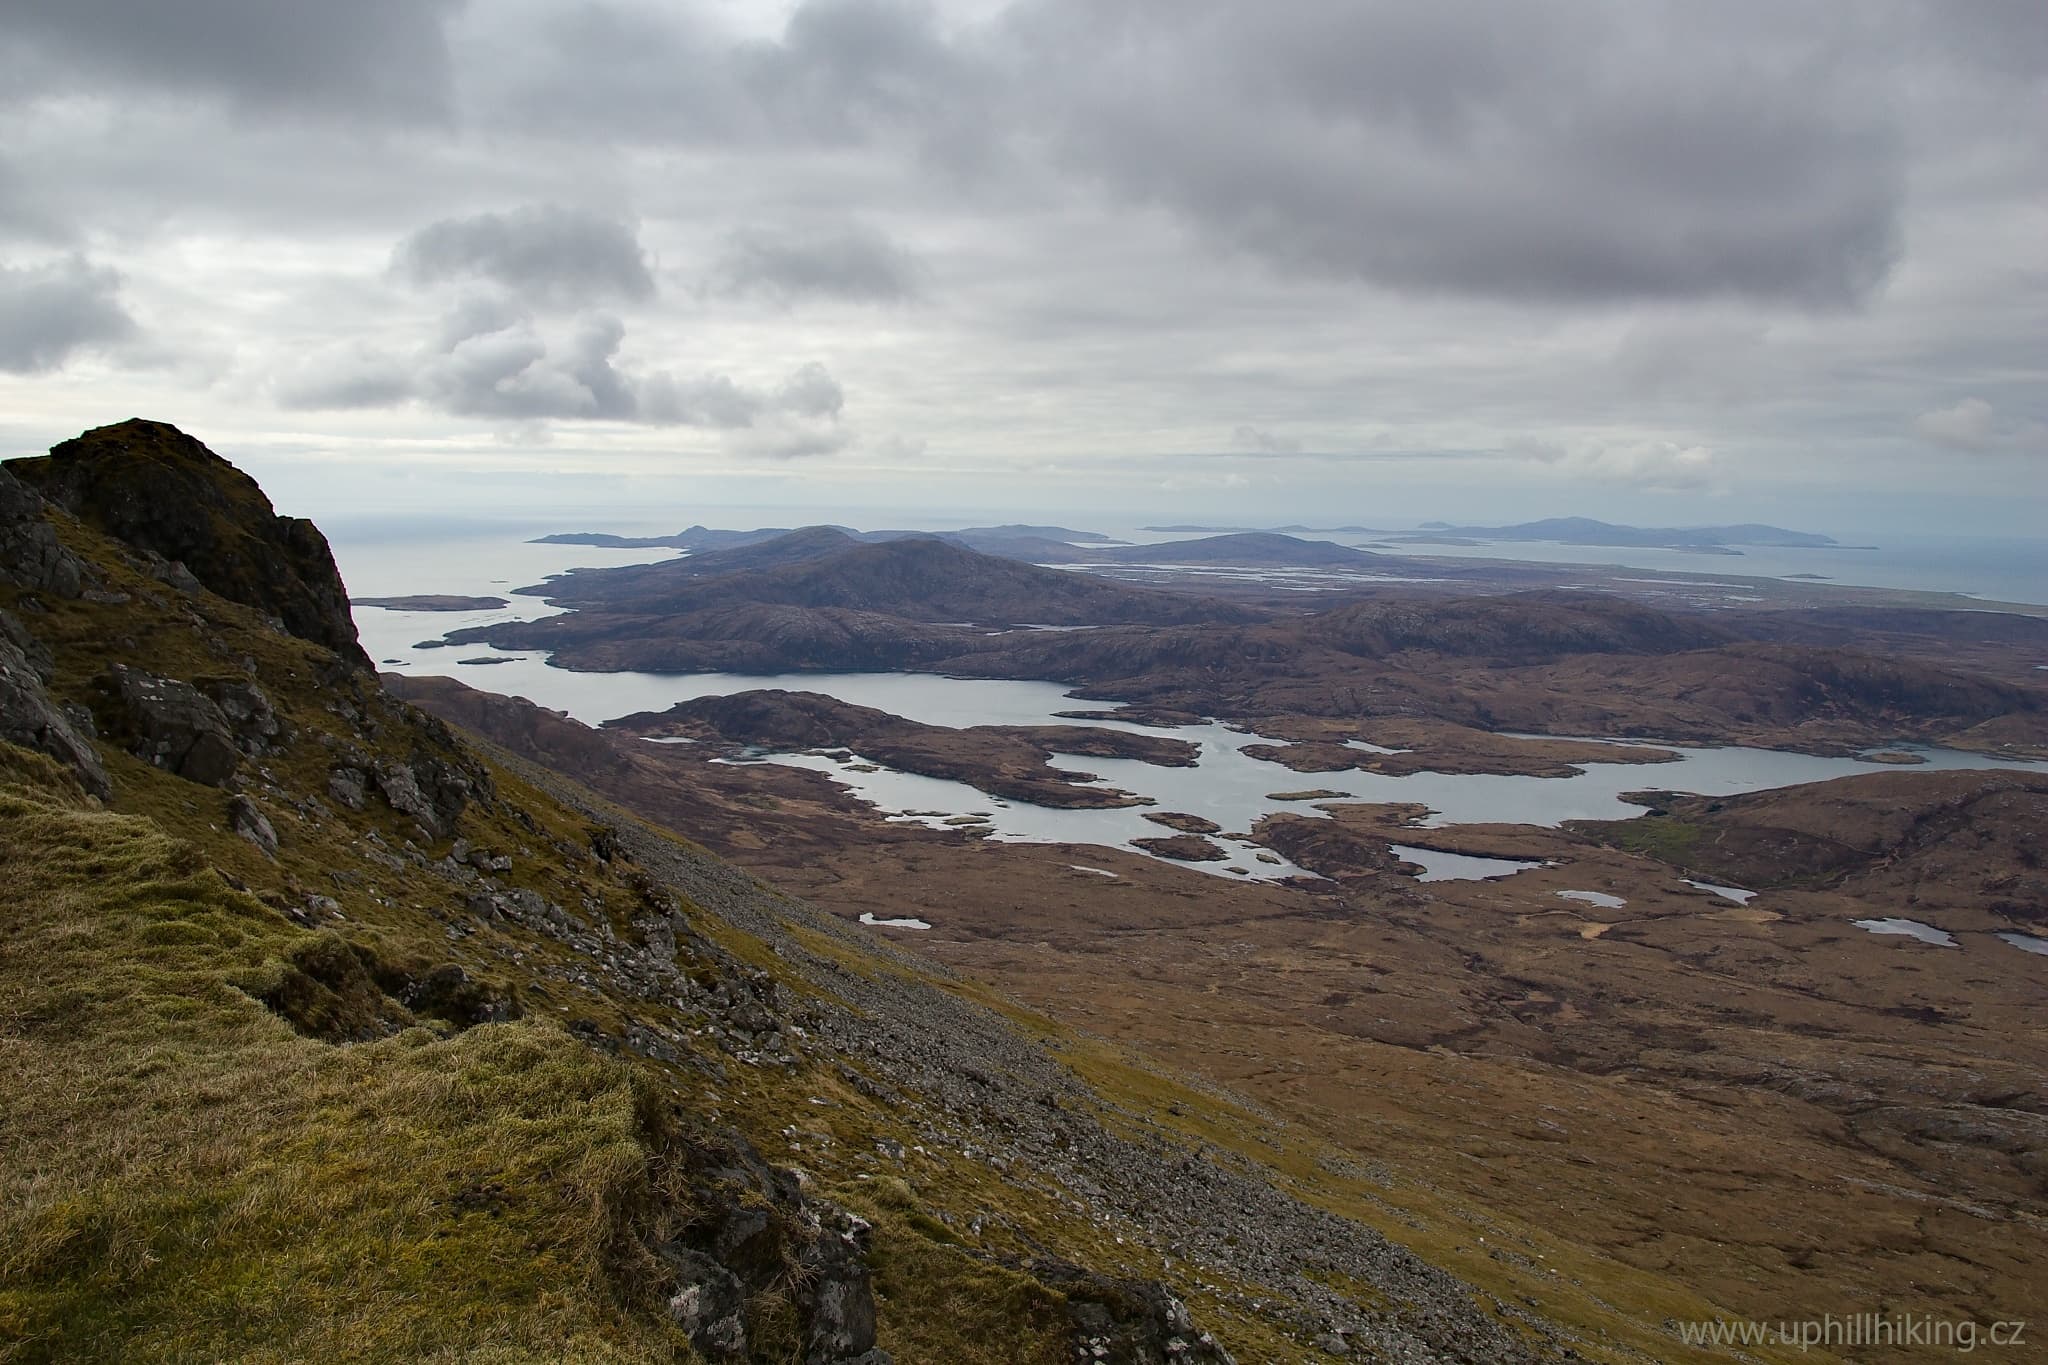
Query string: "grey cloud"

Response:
xmin=1 ymin=0 xmax=461 ymax=120
xmin=279 ymin=300 xmax=850 ymax=452
xmin=486 ymin=0 xmax=979 ymax=150
xmin=711 ymin=223 xmax=925 ymax=303
xmin=1230 ymin=425 xmax=1302 ymax=455
xmin=0 ymin=256 xmax=136 ymax=373
xmin=273 ymin=344 xmax=415 ymax=411
xmin=775 ymin=362 xmax=847 ymax=418
xmin=486 ymin=1 xmax=1906 ymax=308
xmin=434 ymin=291 xmax=533 ymax=351
xmin=738 ymin=0 xmax=978 ymax=142
xmin=395 ymin=206 xmax=656 ymax=309
xmin=1611 ymin=316 xmax=1776 ymax=403
xmin=0 ymin=157 xmax=71 ymax=243
xmin=639 ymin=374 xmax=765 ymax=429
xmin=1025 ymin=1 xmax=1900 ymax=306
xmin=1914 ymin=0 xmax=2048 ymax=82
xmin=423 ymin=314 xmax=639 ymax=422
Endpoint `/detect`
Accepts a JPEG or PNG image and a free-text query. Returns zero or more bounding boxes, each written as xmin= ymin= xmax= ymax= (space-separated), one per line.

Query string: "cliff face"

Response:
xmin=0 ymin=422 xmax=1569 ymax=1363
xmin=7 ymin=419 xmax=370 ymax=669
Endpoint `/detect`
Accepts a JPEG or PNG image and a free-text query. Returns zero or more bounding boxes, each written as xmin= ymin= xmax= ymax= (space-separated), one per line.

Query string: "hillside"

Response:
xmin=0 ymin=422 xmax=1582 ymax=1362
xmin=1573 ymin=767 xmax=2048 ymax=915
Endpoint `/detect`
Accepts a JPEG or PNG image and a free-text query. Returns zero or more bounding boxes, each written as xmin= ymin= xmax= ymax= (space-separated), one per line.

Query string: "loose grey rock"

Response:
xmin=229 ymin=794 xmax=278 ymax=856
xmin=328 ymin=767 xmax=367 ymax=810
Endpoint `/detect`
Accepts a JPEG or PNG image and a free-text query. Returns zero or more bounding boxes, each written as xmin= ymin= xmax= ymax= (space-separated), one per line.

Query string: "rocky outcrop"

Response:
xmin=0 ymin=611 xmax=109 ymax=797
xmin=98 ymin=665 xmax=242 ymax=786
xmin=654 ymin=1133 xmax=893 ymax=1365
xmin=7 ymin=420 xmax=371 ymax=669
xmin=0 ymin=468 xmax=86 ymax=599
xmin=209 ymin=680 xmax=289 ymax=755
xmin=1028 ymin=1260 xmax=1238 ymax=1364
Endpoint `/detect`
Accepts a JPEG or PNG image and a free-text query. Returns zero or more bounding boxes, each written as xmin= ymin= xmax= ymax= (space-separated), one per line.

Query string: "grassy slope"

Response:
xmin=0 ymin=746 xmax=674 ymax=1362
xmin=0 ymin=508 xmax=1078 ymax=1363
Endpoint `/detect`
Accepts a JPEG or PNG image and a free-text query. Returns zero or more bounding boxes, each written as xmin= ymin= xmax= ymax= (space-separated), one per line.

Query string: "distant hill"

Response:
xmin=1143 ymin=523 xmax=1380 ymax=534
xmin=532 ymin=525 xmax=812 ymax=550
xmin=1414 ymin=517 xmax=1836 ymax=550
xmin=1100 ymin=532 xmax=1384 ymax=567
xmin=952 ymin=523 xmax=1121 ymax=543
xmin=533 ymin=522 xmax=1119 ymax=555
xmin=515 ymin=532 xmax=1256 ymax=627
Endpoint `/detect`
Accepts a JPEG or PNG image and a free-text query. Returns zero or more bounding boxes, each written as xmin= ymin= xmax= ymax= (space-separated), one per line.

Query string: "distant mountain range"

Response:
xmin=1094 ymin=532 xmax=1383 ymax=567
xmin=530 ymin=524 xmax=1404 ymax=572
xmin=1142 ymin=523 xmax=1381 ymax=534
xmin=533 ymin=523 xmax=1120 ymax=557
xmin=541 ymin=518 xmax=1838 ymax=559
xmin=512 ymin=531 xmax=1257 ymax=628
xmin=1410 ymin=517 xmax=1837 ymax=551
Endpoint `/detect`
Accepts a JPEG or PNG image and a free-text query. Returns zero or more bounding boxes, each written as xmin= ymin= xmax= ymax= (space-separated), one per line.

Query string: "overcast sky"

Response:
xmin=1 ymin=0 xmax=2043 ymax=534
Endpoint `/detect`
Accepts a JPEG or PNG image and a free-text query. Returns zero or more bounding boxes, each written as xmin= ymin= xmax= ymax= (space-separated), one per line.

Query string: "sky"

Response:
xmin=1 ymin=0 xmax=2044 ymax=535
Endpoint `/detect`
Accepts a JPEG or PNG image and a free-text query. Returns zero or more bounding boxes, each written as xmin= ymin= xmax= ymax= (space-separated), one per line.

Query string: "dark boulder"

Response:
xmin=7 ymin=420 xmax=371 ymax=669
xmin=101 ymin=665 xmax=241 ymax=786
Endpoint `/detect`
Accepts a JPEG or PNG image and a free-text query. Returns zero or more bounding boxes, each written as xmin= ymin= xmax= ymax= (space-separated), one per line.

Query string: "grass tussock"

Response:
xmin=0 ymin=754 xmax=687 ymax=1364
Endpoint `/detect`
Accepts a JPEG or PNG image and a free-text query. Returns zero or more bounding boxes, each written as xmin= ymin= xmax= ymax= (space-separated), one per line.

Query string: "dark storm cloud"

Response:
xmin=1914 ymin=0 xmax=2048 ymax=82
xmin=484 ymin=0 xmax=1909 ymax=308
xmin=710 ymin=223 xmax=925 ymax=303
xmin=0 ymin=0 xmax=463 ymax=120
xmin=395 ymin=207 xmax=657 ymax=309
xmin=0 ymin=257 xmax=136 ymax=373
xmin=1015 ymin=0 xmax=1902 ymax=306
xmin=485 ymin=0 xmax=979 ymax=150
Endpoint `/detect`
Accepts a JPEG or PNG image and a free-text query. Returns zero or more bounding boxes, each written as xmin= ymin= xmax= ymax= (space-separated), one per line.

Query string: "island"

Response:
xmin=349 ymin=594 xmax=510 ymax=611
